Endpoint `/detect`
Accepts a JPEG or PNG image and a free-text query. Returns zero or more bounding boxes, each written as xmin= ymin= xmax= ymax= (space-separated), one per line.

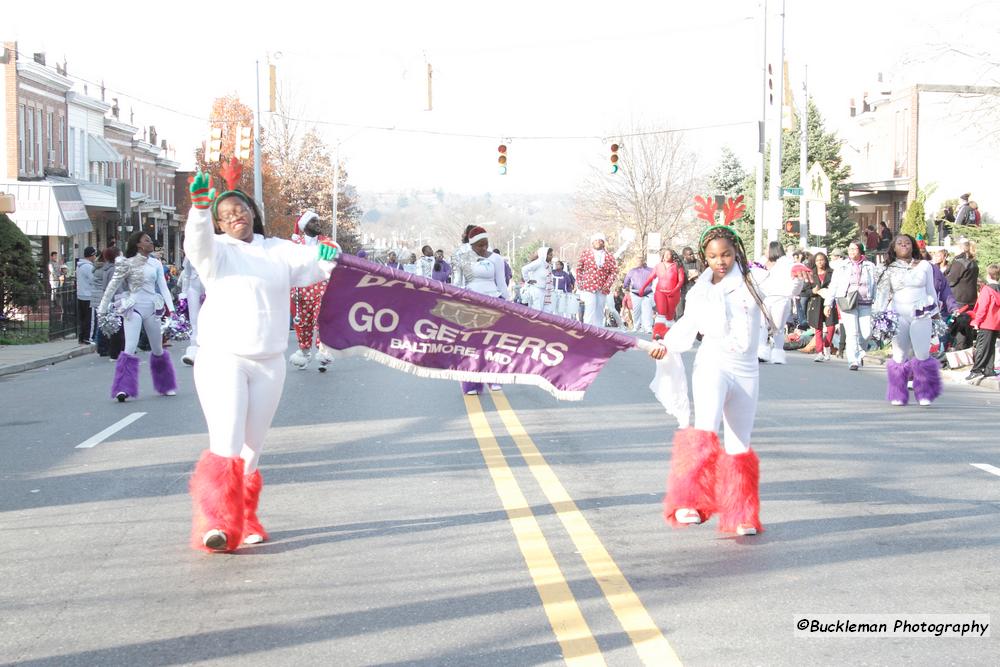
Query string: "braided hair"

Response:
xmin=699 ymin=226 xmax=776 ymax=335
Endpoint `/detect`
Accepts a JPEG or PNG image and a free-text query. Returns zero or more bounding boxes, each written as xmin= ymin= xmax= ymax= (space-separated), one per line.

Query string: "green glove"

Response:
xmin=318 ymin=239 xmax=341 ymax=261
xmin=189 ymin=171 xmax=216 ymax=210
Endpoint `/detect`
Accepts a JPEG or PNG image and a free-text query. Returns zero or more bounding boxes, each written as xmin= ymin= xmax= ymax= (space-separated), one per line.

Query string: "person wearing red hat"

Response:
xmin=289 ymin=210 xmax=335 ymax=372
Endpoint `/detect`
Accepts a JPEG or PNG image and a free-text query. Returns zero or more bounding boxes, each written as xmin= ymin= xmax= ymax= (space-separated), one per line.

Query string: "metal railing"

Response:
xmin=0 ymin=282 xmax=78 ymax=344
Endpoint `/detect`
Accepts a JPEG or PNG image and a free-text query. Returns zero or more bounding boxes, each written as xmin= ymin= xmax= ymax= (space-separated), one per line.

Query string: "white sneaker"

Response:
xmin=465 ymin=389 xmax=480 ymax=396
xmin=243 ymin=533 xmax=264 ymax=545
xmin=164 ymin=390 xmax=176 ymax=396
xmin=289 ymin=349 xmax=310 ymax=370
xmin=202 ymin=529 xmax=227 ymax=551
xmin=736 ymin=524 xmax=758 ymax=536
xmin=918 ymin=399 xmax=931 ymax=406
xmin=814 ymin=353 xmax=825 ymax=362
xmin=115 ymin=392 xmax=127 ymax=403
xmin=823 ymin=350 xmax=832 ymax=361
xmin=674 ymin=509 xmax=702 ymax=525
xmin=182 ymin=345 xmax=198 ymax=366
xmin=489 ymin=384 xmax=502 ymax=391
xmin=891 ymin=400 xmax=904 ymax=406
xmin=316 ymin=352 xmax=334 ymax=373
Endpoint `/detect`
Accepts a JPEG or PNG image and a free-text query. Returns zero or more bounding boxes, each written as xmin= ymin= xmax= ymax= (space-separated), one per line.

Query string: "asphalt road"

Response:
xmin=1 ymin=337 xmax=998 ymax=666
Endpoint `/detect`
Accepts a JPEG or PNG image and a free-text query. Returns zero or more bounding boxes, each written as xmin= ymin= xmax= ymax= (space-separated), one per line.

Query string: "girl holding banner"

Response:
xmin=183 ymin=163 xmax=340 ymax=552
xmin=651 ymin=220 xmax=775 ymax=537
xmin=451 ymin=225 xmax=510 ymax=395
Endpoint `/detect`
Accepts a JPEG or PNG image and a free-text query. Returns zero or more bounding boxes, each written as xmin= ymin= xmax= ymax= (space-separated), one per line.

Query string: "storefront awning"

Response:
xmin=0 ymin=181 xmax=92 ymax=236
xmin=87 ymin=135 xmax=123 ymax=163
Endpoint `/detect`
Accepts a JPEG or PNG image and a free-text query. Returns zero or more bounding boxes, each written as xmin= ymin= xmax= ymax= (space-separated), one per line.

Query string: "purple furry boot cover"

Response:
xmin=885 ymin=359 xmax=909 ymax=405
xmin=911 ymin=356 xmax=942 ymax=403
xmin=111 ymin=352 xmax=140 ymax=399
xmin=150 ymin=350 xmax=177 ymax=395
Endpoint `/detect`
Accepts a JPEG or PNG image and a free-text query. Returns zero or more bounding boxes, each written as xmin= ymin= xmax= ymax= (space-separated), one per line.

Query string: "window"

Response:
xmin=17 ymin=105 xmax=25 ymax=172
xmin=26 ymin=107 xmax=34 ymax=163
xmin=47 ymin=112 xmax=54 ymax=152
xmin=35 ymin=109 xmax=43 ymax=172
xmin=58 ymin=116 xmax=65 ymax=167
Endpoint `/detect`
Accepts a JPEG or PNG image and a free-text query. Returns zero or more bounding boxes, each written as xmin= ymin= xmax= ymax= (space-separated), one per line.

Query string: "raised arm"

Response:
xmin=182 ymin=172 xmax=218 ymax=281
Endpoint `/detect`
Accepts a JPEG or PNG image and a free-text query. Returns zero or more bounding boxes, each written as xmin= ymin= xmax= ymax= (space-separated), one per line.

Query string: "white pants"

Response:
xmin=840 ymin=305 xmax=872 ymax=365
xmin=526 ymin=285 xmax=554 ymax=313
xmin=186 ymin=286 xmax=204 ymax=345
xmin=630 ymin=294 xmax=653 ymax=332
xmin=193 ymin=351 xmax=286 ymax=473
xmin=124 ymin=302 xmax=164 ymax=356
xmin=580 ymin=291 xmax=606 ymax=327
xmin=692 ymin=365 xmax=758 ymax=455
xmin=892 ymin=313 xmax=932 ymax=363
xmin=758 ymin=297 xmax=790 ymax=363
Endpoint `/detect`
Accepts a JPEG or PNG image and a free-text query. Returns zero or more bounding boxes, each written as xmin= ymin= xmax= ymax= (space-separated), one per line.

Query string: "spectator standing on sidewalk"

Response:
xmin=946 ymin=238 xmax=979 ymax=350
xmin=807 ymin=252 xmax=838 ymax=361
xmin=966 ymin=264 xmax=1000 ymax=381
xmin=76 ymin=247 xmax=97 ymax=344
xmin=97 ymin=247 xmax=125 ymax=359
xmin=576 ymin=232 xmax=619 ymax=328
xmin=825 ymin=242 xmax=876 ymax=370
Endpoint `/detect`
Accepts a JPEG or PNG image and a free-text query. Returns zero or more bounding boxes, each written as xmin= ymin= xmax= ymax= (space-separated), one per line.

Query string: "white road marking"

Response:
xmin=76 ymin=412 xmax=147 ymax=449
xmin=970 ymin=463 xmax=1000 ymax=478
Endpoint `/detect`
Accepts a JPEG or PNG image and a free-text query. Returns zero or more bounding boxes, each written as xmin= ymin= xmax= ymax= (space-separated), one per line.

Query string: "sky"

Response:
xmin=5 ymin=0 xmax=996 ymax=195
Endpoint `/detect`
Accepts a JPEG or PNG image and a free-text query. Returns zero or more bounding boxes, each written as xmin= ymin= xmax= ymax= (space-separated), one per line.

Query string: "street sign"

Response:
xmin=782 ymin=187 xmax=803 ymax=197
xmin=764 ymin=199 xmax=783 ymax=231
xmin=808 ymin=201 xmax=827 ymax=235
xmin=806 ymin=163 xmax=832 ymax=202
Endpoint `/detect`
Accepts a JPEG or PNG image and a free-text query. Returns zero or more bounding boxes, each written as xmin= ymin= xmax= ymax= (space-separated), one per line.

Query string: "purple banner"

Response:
xmin=318 ymin=254 xmax=637 ymax=400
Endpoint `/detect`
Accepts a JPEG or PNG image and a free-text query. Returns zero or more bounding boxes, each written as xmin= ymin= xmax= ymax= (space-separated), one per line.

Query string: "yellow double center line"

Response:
xmin=464 ymin=392 xmax=681 ymax=666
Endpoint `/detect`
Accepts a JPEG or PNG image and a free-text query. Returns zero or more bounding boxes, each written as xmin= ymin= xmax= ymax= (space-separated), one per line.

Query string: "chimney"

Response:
xmin=849 ymin=97 xmax=856 ymax=117
xmin=111 ymin=98 xmax=120 ymax=119
xmin=160 ymin=139 xmax=168 ymax=150
xmin=33 ymin=52 xmax=46 ymax=65
xmin=149 ymin=125 xmax=157 ymax=146
xmin=101 ymin=80 xmax=105 ymax=101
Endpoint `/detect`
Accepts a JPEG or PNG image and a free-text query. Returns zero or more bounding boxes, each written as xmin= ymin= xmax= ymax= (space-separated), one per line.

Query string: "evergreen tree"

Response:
xmin=709 ymin=147 xmax=748 ymax=195
xmin=0 ymin=214 xmax=44 ymax=320
xmin=741 ymin=100 xmax=857 ymax=251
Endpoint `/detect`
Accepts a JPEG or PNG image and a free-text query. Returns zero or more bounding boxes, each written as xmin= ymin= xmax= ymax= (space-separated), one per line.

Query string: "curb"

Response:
xmin=0 ymin=345 xmax=93 ymax=378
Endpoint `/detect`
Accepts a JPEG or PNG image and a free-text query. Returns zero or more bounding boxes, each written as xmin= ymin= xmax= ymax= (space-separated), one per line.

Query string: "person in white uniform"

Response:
xmin=183 ymin=169 xmax=340 ymax=552
xmin=179 ymin=257 xmax=204 ymax=366
xmin=451 ymin=225 xmax=510 ymax=395
xmin=98 ymin=231 xmax=178 ymax=402
xmin=521 ymin=246 xmax=555 ymax=313
xmin=874 ymin=233 xmax=942 ymax=407
xmin=654 ymin=224 xmax=775 ymax=537
xmin=753 ymin=242 xmax=805 ymax=364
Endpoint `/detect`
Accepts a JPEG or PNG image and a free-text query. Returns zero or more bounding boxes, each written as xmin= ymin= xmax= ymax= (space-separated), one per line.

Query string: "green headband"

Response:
xmin=699 ymin=224 xmax=742 ymax=249
xmin=210 ymin=190 xmax=257 ymax=222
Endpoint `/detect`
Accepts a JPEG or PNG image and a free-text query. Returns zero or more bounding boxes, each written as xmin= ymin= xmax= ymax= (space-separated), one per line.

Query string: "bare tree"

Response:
xmin=576 ymin=126 xmax=700 ymax=262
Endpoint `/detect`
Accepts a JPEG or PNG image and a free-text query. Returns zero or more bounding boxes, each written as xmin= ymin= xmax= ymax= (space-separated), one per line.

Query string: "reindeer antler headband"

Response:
xmin=696 ymin=194 xmax=747 ymax=247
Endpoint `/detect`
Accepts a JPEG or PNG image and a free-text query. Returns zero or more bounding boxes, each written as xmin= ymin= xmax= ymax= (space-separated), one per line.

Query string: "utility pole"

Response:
xmin=331 ymin=143 xmax=340 ymax=242
xmin=799 ymin=64 xmax=809 ymax=249
xmin=753 ymin=0 xmax=769 ymax=259
xmin=767 ymin=0 xmax=786 ymax=245
xmin=253 ymin=60 xmax=264 ymax=224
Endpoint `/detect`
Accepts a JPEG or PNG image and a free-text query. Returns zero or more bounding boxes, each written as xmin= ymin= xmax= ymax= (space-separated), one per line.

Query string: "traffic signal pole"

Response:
xmin=766 ymin=0 xmax=785 ymax=245
xmin=254 ymin=59 xmax=264 ymax=224
xmin=799 ymin=65 xmax=809 ymax=249
xmin=753 ymin=0 xmax=768 ymax=260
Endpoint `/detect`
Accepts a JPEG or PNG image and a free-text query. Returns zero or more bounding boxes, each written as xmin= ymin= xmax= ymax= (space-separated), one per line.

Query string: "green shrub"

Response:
xmin=0 ymin=214 xmax=44 ymax=320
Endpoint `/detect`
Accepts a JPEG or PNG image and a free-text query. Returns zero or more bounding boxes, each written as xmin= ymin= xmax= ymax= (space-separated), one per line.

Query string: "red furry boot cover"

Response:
xmin=189 ymin=450 xmax=245 ymax=552
xmin=663 ymin=428 xmax=719 ymax=527
xmin=243 ymin=469 xmax=268 ymax=543
xmin=715 ymin=449 xmax=763 ymax=534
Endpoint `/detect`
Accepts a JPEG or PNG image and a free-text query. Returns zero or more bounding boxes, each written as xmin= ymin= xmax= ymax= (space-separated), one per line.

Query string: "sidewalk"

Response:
xmin=0 ymin=338 xmax=93 ymax=378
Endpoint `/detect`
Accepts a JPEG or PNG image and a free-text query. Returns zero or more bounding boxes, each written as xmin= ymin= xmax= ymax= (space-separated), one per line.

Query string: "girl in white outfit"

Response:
xmin=98 ymin=231 xmax=177 ymax=402
xmin=179 ymin=257 xmax=204 ymax=366
xmin=521 ymin=246 xmax=555 ymax=313
xmin=184 ymin=171 xmax=339 ymax=552
xmin=654 ymin=225 xmax=774 ymax=536
xmin=873 ymin=233 xmax=942 ymax=407
xmin=754 ymin=242 xmax=804 ymax=364
xmin=451 ymin=225 xmax=510 ymax=395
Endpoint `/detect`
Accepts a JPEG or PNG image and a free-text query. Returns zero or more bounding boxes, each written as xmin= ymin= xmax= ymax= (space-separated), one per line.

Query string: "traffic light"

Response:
xmin=610 ymin=143 xmax=620 ymax=174
xmin=784 ymin=219 xmax=800 ymax=235
xmin=497 ymin=144 xmax=507 ymax=175
xmin=207 ymin=126 xmax=223 ymax=162
xmin=235 ymin=124 xmax=252 ymax=161
xmin=768 ymin=64 xmax=774 ymax=105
